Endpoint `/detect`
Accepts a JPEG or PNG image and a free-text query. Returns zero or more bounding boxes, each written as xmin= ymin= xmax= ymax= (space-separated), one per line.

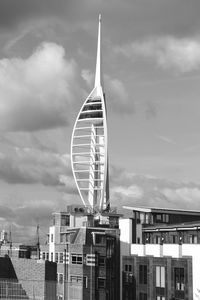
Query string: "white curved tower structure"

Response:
xmin=71 ymin=15 xmax=110 ymax=213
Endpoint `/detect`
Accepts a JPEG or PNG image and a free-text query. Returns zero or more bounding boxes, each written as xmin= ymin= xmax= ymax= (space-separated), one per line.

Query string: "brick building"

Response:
xmin=41 ymin=205 xmax=121 ymax=300
xmin=0 ymin=256 xmax=57 ymax=300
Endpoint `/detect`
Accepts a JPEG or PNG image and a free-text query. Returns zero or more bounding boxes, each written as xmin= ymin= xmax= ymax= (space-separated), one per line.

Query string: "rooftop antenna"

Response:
xmin=36 ymin=223 xmax=40 ymax=259
xmin=94 ymin=14 xmax=103 ymax=90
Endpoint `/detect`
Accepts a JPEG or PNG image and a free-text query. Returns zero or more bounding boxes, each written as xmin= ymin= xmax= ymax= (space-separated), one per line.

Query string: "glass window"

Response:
xmin=71 ymin=254 xmax=83 ymax=264
xmin=99 ymin=256 xmax=106 ymax=266
xmin=42 ymin=252 xmax=45 ymax=260
xmin=55 ymin=252 xmax=58 ymax=263
xmin=139 ymin=292 xmax=147 ymax=300
xmin=95 ymin=234 xmax=106 ymax=244
xmin=61 ymin=215 xmax=70 ymax=226
xmin=125 ymin=264 xmax=132 ymax=272
xmin=70 ymin=275 xmax=87 ymax=288
xmin=174 ymin=268 xmax=185 ymax=291
xmin=51 ymin=252 xmax=53 ymax=261
xmin=60 ymin=252 xmax=63 ymax=263
xmin=98 ymin=278 xmax=106 ymax=289
xmin=139 ymin=265 xmax=147 ymax=284
xmin=46 ymin=253 xmax=49 ymax=261
xmin=156 ymin=266 xmax=165 ymax=288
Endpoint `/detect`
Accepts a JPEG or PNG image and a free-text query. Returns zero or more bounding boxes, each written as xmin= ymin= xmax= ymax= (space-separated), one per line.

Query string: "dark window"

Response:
xmin=71 ymin=254 xmax=83 ymax=264
xmin=95 ymin=234 xmax=106 ymax=244
xmin=55 ymin=252 xmax=58 ymax=263
xmin=59 ymin=252 xmax=63 ymax=263
xmin=51 ymin=234 xmax=53 ymax=243
xmin=46 ymin=253 xmax=49 ymax=260
xmin=98 ymin=278 xmax=106 ymax=289
xmin=125 ymin=264 xmax=132 ymax=272
xmin=70 ymin=276 xmax=87 ymax=288
xmin=174 ymin=268 xmax=185 ymax=291
xmin=51 ymin=252 xmax=53 ymax=261
xmin=172 ymin=235 xmax=177 ymax=244
xmin=42 ymin=252 xmax=45 ymax=260
xmin=139 ymin=292 xmax=147 ymax=300
xmin=61 ymin=215 xmax=70 ymax=226
xmin=99 ymin=256 xmax=106 ymax=266
xmin=139 ymin=265 xmax=147 ymax=284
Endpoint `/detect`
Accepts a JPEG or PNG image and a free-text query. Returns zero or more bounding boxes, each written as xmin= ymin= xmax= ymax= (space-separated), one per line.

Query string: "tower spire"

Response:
xmin=94 ymin=14 xmax=103 ymax=88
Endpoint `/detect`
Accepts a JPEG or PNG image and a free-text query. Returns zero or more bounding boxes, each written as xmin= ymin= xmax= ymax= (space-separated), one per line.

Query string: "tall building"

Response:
xmin=71 ymin=14 xmax=109 ymax=213
xmin=41 ymin=15 xmax=121 ymax=300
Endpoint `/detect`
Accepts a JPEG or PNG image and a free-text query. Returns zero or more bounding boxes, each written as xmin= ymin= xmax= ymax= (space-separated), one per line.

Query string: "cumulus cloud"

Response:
xmin=0 ymin=42 xmax=82 ymax=131
xmin=116 ymin=36 xmax=200 ymax=73
xmin=109 ymin=165 xmax=200 ymax=211
xmin=0 ymin=147 xmax=73 ymax=186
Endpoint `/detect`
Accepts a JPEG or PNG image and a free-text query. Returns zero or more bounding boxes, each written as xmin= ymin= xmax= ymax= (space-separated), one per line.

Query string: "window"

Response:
xmin=157 ymin=297 xmax=165 ymax=300
xmin=42 ymin=252 xmax=45 ymax=260
xmin=51 ymin=234 xmax=53 ymax=243
xmin=139 ymin=292 xmax=147 ymax=300
xmin=71 ymin=254 xmax=83 ymax=264
xmin=156 ymin=266 xmax=165 ymax=288
xmin=125 ymin=264 xmax=132 ymax=272
xmin=58 ymin=273 xmax=63 ymax=284
xmin=174 ymin=268 xmax=185 ymax=291
xmin=172 ymin=235 xmax=177 ymax=244
xmin=97 ymin=277 xmax=106 ymax=289
xmin=55 ymin=252 xmax=58 ymax=263
xmin=99 ymin=256 xmax=106 ymax=266
xmin=189 ymin=235 xmax=197 ymax=244
xmin=61 ymin=215 xmax=70 ymax=226
xmin=51 ymin=252 xmax=53 ymax=261
xmin=155 ymin=236 xmax=161 ymax=244
xmin=139 ymin=265 xmax=147 ymax=284
xmin=156 ymin=214 xmax=162 ymax=221
xmin=70 ymin=275 xmax=87 ymax=288
xmin=59 ymin=252 xmax=63 ymax=263
xmin=46 ymin=253 xmax=49 ymax=261
xmin=95 ymin=234 xmax=106 ymax=244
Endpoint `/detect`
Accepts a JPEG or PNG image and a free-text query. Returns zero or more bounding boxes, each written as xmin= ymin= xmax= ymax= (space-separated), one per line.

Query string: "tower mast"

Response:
xmin=71 ymin=15 xmax=110 ymax=213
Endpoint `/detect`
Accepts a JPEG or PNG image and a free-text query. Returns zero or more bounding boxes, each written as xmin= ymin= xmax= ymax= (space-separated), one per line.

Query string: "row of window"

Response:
xmin=41 ymin=252 xmax=106 ymax=266
xmin=146 ymin=234 xmax=198 ymax=244
xmin=124 ymin=264 xmax=185 ymax=292
xmin=56 ymin=274 xmax=105 ymax=290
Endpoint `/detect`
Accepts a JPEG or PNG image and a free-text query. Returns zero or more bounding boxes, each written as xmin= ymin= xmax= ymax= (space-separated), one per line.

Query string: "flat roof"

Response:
xmin=123 ymin=205 xmax=200 ymax=216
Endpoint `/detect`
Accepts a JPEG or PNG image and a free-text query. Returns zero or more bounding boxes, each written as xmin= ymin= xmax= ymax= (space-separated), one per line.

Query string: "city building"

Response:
xmin=120 ymin=206 xmax=200 ymax=300
xmin=41 ymin=15 xmax=121 ymax=300
xmin=0 ymin=255 xmax=56 ymax=300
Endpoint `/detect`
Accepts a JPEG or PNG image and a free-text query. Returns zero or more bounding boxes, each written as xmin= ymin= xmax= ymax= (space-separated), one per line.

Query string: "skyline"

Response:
xmin=0 ymin=0 xmax=200 ymax=241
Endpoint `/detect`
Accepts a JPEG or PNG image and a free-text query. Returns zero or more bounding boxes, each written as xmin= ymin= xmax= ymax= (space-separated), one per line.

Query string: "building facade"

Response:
xmin=120 ymin=206 xmax=200 ymax=300
xmin=41 ymin=206 xmax=121 ymax=300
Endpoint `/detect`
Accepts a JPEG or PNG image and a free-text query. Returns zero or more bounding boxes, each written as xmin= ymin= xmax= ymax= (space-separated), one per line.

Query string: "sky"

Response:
xmin=0 ymin=0 xmax=200 ymax=242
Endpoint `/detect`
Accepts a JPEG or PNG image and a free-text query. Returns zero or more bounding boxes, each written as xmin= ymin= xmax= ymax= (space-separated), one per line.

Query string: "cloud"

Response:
xmin=0 ymin=42 xmax=82 ymax=131
xmin=109 ymin=165 xmax=200 ymax=211
xmin=112 ymin=185 xmax=144 ymax=198
xmin=0 ymin=147 xmax=73 ymax=186
xmin=155 ymin=134 xmax=176 ymax=145
xmin=116 ymin=36 xmax=200 ymax=73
